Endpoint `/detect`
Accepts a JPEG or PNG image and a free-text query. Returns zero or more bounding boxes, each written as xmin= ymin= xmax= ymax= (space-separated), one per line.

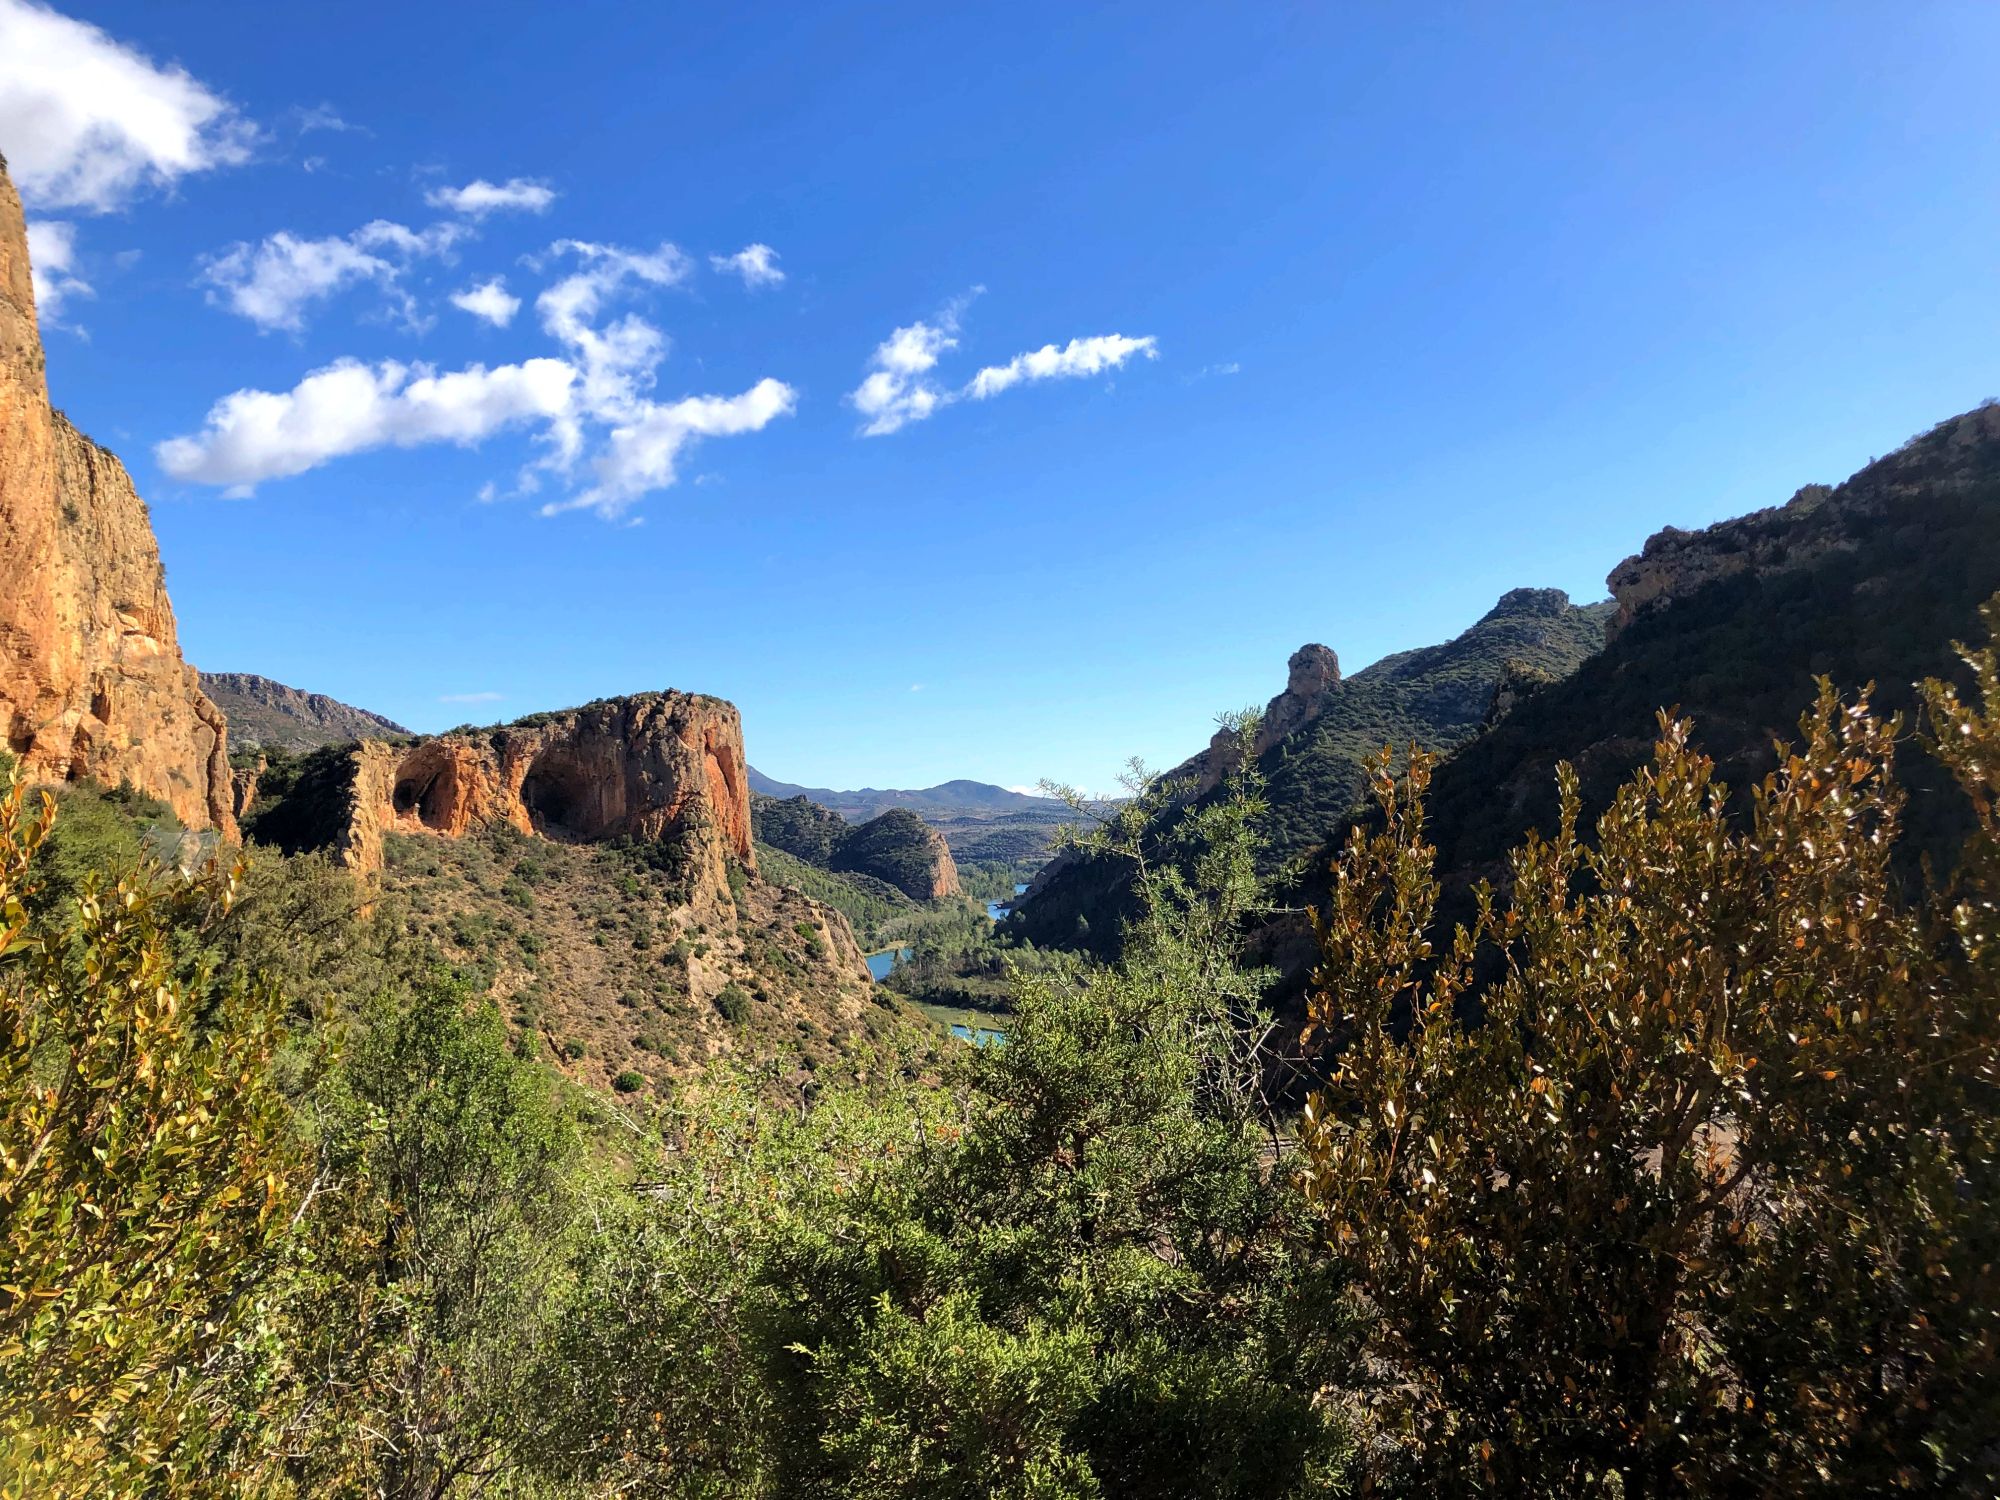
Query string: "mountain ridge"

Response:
xmin=201 ymin=671 xmax=410 ymax=752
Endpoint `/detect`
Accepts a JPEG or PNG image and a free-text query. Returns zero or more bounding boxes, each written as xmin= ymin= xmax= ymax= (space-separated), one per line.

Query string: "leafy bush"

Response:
xmin=1299 ymin=636 xmax=2000 ymax=1491
xmin=0 ymin=778 xmax=297 ymax=1496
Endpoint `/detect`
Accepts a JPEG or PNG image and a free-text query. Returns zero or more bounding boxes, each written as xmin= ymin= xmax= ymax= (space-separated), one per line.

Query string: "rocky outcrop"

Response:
xmin=830 ymin=808 xmax=963 ymax=901
xmin=201 ymin=671 xmax=409 ymax=752
xmin=1180 ymin=643 xmax=1342 ymax=796
xmin=231 ymin=754 xmax=266 ymax=821
xmin=0 ymin=156 xmax=234 ymax=833
xmin=755 ymin=793 xmax=964 ymax=903
xmin=1607 ymin=405 xmax=2000 ymax=641
xmin=318 ymin=694 xmax=754 ymax=893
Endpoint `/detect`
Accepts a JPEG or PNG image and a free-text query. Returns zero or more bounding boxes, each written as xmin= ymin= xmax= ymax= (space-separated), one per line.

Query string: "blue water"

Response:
xmin=866 ymin=946 xmax=912 ymax=982
xmin=950 ymin=1023 xmax=1007 ymax=1047
xmin=985 ymin=884 xmax=1030 ymax=923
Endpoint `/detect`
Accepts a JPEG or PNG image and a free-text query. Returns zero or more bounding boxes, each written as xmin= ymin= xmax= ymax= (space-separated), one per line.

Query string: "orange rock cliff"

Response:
xmin=326 ymin=694 xmax=756 ymax=893
xmin=0 ymin=154 xmax=236 ymax=834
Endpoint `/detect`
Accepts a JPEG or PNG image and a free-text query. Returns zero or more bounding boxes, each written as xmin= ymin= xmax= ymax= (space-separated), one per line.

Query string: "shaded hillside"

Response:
xmin=1257 ymin=589 xmax=1614 ymax=865
xmin=1410 ymin=400 xmax=2000 ymax=900
xmin=753 ymin=793 xmax=963 ymax=901
xmin=202 ymin=671 xmax=409 ymax=752
xmin=1011 ymin=587 xmax=1611 ymax=954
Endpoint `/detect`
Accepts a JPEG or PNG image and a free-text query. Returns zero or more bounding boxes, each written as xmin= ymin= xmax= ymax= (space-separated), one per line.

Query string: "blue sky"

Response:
xmin=5 ymin=1 xmax=1998 ymax=792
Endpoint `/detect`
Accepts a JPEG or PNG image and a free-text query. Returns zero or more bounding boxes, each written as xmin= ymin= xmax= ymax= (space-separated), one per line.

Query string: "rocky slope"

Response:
xmin=753 ymin=793 xmax=964 ymax=902
xmin=200 ymin=671 xmax=409 ymax=752
xmin=1411 ymin=400 xmax=2000 ymax=896
xmin=1012 ymin=587 xmax=1612 ymax=954
xmin=0 ymin=155 xmax=234 ymax=833
xmin=241 ymin=690 xmax=896 ymax=1091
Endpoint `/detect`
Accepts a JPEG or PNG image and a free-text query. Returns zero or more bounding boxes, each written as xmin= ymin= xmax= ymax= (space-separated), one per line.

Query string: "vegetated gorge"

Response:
xmin=3 ymin=146 xmax=1998 ymax=1499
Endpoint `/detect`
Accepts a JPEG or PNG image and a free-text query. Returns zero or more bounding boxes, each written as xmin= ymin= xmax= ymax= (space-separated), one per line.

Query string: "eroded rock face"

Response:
xmin=0 ymin=157 xmax=235 ymax=833
xmin=1182 ymin=641 xmax=1343 ymax=796
xmin=330 ymin=693 xmax=754 ymax=889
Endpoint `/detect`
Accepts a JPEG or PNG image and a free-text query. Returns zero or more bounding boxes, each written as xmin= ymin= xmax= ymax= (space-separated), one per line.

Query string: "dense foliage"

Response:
xmin=6 ymin=601 xmax=2000 ymax=1494
xmin=1303 ymin=675 xmax=2000 ymax=1491
xmin=0 ymin=780 xmax=295 ymax=1498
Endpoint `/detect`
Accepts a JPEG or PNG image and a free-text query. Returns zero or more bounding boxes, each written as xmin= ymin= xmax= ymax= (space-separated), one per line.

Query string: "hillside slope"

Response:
xmin=1011 ymin=587 xmax=1612 ymax=954
xmin=202 ymin=671 xmax=409 ymax=752
xmin=753 ymin=793 xmax=963 ymax=902
xmin=241 ymin=693 xmax=920 ymax=1094
xmin=1412 ymin=401 xmax=2000 ymax=897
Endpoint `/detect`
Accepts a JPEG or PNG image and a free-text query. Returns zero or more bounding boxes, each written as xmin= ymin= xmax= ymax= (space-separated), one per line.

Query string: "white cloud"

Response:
xmin=554 ymin=377 xmax=797 ymax=518
xmin=851 ymin=299 xmax=1158 ymax=434
xmin=439 ymin=691 xmax=504 ymax=704
xmin=162 ymin=236 xmax=797 ymax=517
xmin=155 ymin=356 xmax=577 ymax=494
xmin=850 ymin=314 xmax=960 ymax=436
xmin=425 ymin=177 xmax=556 ymax=217
xmin=531 ymin=239 xmax=691 ymax=462
xmin=25 ymin=218 xmax=91 ymax=323
xmin=0 ymin=0 xmax=255 ymax=214
xmin=451 ymin=276 xmax=521 ymax=327
xmin=710 ymin=243 xmax=784 ymax=288
xmin=965 ymin=333 xmax=1159 ymax=399
xmin=198 ymin=219 xmax=466 ymax=332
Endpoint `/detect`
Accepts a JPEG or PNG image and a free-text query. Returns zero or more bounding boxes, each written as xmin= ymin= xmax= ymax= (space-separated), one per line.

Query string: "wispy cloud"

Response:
xmin=198 ymin=218 xmax=467 ymax=333
xmin=710 ymin=243 xmax=784 ymax=288
xmin=850 ymin=308 xmax=963 ymax=436
xmin=1183 ymin=360 xmax=1241 ymax=383
xmin=25 ymin=218 xmax=90 ymax=324
xmin=965 ymin=334 xmax=1158 ymax=399
xmin=425 ymin=176 xmax=556 ymax=216
xmin=849 ymin=295 xmax=1158 ymax=436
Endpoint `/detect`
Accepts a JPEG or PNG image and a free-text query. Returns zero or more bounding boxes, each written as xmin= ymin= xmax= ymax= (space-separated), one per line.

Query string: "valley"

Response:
xmin=4 ymin=15 xmax=1999 ymax=1491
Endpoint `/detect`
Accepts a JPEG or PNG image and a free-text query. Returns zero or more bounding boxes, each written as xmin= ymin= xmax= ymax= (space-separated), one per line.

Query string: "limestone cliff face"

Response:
xmin=329 ymin=693 xmax=754 ymax=889
xmin=0 ymin=157 xmax=235 ymax=833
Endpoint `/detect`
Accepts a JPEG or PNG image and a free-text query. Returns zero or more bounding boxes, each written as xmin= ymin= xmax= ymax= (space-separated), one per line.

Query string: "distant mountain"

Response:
xmin=1011 ymin=586 xmax=1614 ymax=954
xmin=200 ymin=672 xmax=410 ymax=753
xmin=746 ymin=768 xmax=1063 ymax=822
